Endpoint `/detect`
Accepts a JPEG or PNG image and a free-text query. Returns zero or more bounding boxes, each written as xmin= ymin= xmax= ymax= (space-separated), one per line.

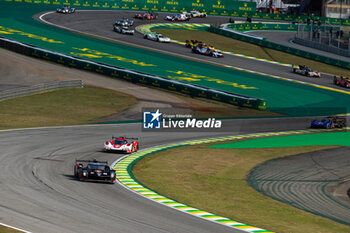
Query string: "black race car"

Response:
xmin=74 ymin=159 xmax=116 ymax=184
xmin=113 ymin=25 xmax=134 ymax=35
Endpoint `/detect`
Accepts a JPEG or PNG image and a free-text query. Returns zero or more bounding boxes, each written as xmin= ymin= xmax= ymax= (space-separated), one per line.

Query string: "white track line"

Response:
xmin=0 ymin=222 xmax=32 ymax=233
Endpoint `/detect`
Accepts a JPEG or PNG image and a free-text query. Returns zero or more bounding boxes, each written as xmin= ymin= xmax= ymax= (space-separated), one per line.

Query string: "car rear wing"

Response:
xmin=112 ymin=136 xmax=138 ymax=140
xmin=75 ymin=159 xmax=108 ymax=164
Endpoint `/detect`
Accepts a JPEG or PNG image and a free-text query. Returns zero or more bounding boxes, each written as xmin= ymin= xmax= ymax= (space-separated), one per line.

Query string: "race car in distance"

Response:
xmin=74 ymin=159 xmax=116 ymax=184
xmin=185 ymin=39 xmax=205 ymax=48
xmin=134 ymin=11 xmax=158 ymax=20
xmin=56 ymin=5 xmax=75 ymax=14
xmin=115 ymin=18 xmax=134 ymax=27
xmin=334 ymin=76 xmax=350 ymax=88
xmin=188 ymin=10 xmax=207 ymax=18
xmin=165 ymin=13 xmax=190 ymax=21
xmin=192 ymin=44 xmax=223 ymax=58
xmin=104 ymin=136 xmax=139 ymax=153
xmin=113 ymin=25 xmax=134 ymax=35
xmin=292 ymin=65 xmax=321 ymax=77
xmin=144 ymin=32 xmax=170 ymax=42
xmin=310 ymin=116 xmax=346 ymax=129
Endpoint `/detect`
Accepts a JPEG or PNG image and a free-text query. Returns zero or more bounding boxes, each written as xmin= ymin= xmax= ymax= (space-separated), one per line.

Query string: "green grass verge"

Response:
xmin=210 ymin=131 xmax=350 ymax=148
xmin=153 ymin=29 xmax=350 ymax=76
xmin=0 ymin=86 xmax=137 ymax=130
xmin=0 ymin=225 xmax=21 ymax=233
xmin=132 ymin=144 xmax=350 ymax=233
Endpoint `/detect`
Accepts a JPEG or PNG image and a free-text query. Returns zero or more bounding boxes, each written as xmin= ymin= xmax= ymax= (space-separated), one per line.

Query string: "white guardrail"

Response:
xmin=0 ymin=80 xmax=84 ymax=101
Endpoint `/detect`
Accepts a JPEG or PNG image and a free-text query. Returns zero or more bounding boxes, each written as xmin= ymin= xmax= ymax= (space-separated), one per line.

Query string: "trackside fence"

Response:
xmin=0 ymin=80 xmax=84 ymax=101
xmin=208 ymin=26 xmax=350 ymax=70
xmin=0 ymin=36 xmax=267 ymax=110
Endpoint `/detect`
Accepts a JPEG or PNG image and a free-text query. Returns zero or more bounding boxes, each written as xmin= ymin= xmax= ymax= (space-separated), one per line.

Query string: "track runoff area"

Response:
xmin=1 ymin=2 xmax=350 ymax=233
xmin=0 ymin=3 xmax=349 ymax=117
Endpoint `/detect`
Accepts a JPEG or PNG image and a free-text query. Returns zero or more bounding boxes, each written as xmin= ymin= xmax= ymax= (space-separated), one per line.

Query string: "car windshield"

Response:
xmin=88 ymin=164 xmax=107 ymax=170
xmin=113 ymin=140 xmax=127 ymax=145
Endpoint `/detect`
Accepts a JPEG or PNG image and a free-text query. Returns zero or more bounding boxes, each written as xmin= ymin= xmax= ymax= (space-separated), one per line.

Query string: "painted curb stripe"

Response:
xmin=113 ymin=127 xmax=348 ymax=233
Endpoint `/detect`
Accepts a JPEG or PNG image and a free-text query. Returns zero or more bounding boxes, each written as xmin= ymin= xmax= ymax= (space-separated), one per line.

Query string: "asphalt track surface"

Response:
xmin=247 ymin=30 xmax=350 ymax=63
xmin=0 ymin=118 xmax=314 ymax=233
xmin=39 ymin=10 xmax=346 ymax=90
xmin=1 ymin=6 xmax=350 ymax=233
xmin=248 ymin=146 xmax=350 ymax=225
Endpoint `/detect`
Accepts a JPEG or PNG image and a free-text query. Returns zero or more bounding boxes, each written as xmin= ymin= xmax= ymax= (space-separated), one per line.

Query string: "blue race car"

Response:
xmin=56 ymin=5 xmax=75 ymax=14
xmin=310 ymin=116 xmax=346 ymax=129
xmin=115 ymin=18 xmax=134 ymax=27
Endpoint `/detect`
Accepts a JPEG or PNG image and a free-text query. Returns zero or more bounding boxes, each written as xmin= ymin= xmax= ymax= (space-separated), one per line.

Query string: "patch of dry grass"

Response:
xmin=0 ymin=86 xmax=137 ymax=129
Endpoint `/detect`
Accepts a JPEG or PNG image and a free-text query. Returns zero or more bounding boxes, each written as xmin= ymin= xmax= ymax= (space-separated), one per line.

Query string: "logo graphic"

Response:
xmin=143 ymin=109 xmax=162 ymax=129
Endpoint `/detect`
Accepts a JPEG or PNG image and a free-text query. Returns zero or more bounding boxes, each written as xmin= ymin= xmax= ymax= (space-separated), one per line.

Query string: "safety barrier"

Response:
xmin=227 ymin=23 xmax=339 ymax=32
xmin=0 ymin=80 xmax=84 ymax=101
xmin=294 ymin=37 xmax=350 ymax=58
xmin=209 ymin=26 xmax=350 ymax=70
xmin=2 ymin=0 xmax=350 ymax=26
xmin=0 ymin=36 xmax=267 ymax=110
xmin=246 ymin=11 xmax=350 ymax=26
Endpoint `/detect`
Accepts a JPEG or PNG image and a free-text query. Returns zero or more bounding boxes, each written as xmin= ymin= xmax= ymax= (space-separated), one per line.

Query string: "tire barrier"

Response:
xmin=208 ymin=26 xmax=350 ymax=70
xmin=0 ymin=80 xmax=84 ymax=101
xmin=0 ymin=36 xmax=267 ymax=110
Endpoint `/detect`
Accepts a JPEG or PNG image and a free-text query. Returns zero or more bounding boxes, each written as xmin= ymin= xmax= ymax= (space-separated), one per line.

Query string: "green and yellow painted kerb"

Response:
xmin=113 ymin=127 xmax=348 ymax=233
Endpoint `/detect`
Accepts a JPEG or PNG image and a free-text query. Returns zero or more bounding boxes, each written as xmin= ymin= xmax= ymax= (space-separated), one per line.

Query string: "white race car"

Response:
xmin=165 ymin=13 xmax=190 ymax=21
xmin=144 ymin=32 xmax=170 ymax=42
xmin=192 ymin=45 xmax=223 ymax=58
xmin=189 ymin=10 xmax=207 ymax=18
xmin=104 ymin=136 xmax=139 ymax=153
xmin=292 ymin=65 xmax=321 ymax=77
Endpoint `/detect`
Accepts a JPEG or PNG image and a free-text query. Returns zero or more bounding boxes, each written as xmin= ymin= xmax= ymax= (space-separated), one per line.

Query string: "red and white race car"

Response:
xmin=292 ymin=65 xmax=321 ymax=77
xmin=134 ymin=11 xmax=158 ymax=20
xmin=104 ymin=136 xmax=139 ymax=153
